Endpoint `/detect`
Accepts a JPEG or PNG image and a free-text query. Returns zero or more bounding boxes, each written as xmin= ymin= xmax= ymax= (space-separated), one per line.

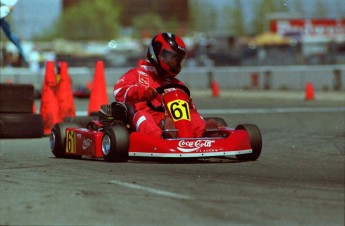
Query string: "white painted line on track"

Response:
xmin=199 ymin=107 xmax=345 ymax=114
xmin=76 ymin=111 xmax=88 ymax=116
xmin=109 ymin=180 xmax=193 ymax=200
xmin=77 ymin=107 xmax=345 ymax=116
xmin=198 ymin=107 xmax=345 ymax=114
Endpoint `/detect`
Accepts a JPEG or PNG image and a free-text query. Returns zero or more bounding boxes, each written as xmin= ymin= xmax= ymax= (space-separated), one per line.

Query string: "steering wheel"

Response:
xmin=147 ymin=84 xmax=191 ymax=112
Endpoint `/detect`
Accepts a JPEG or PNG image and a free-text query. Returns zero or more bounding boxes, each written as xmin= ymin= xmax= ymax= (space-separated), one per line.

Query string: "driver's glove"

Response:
xmin=138 ymin=86 xmax=157 ymax=101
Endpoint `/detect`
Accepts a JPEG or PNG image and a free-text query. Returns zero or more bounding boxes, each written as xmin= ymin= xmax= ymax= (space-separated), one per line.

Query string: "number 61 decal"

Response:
xmin=65 ymin=130 xmax=76 ymax=154
xmin=167 ymin=99 xmax=191 ymax=122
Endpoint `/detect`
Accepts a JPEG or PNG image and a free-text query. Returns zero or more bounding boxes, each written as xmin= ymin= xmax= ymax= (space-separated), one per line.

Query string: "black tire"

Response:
xmin=0 ymin=84 xmax=34 ymax=113
xmin=63 ymin=116 xmax=98 ymax=128
xmin=102 ymin=125 xmax=129 ymax=162
xmin=204 ymin=117 xmax=228 ymax=127
xmin=50 ymin=122 xmax=80 ymax=158
xmin=235 ymin=124 xmax=262 ymax=161
xmin=0 ymin=113 xmax=43 ymax=138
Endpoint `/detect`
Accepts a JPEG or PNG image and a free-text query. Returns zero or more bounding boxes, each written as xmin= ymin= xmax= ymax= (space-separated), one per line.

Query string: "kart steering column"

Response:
xmin=162 ymin=89 xmax=194 ymax=138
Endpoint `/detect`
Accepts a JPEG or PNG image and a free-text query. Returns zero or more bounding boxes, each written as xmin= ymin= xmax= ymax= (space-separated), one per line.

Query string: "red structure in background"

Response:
xmin=270 ymin=18 xmax=345 ymax=38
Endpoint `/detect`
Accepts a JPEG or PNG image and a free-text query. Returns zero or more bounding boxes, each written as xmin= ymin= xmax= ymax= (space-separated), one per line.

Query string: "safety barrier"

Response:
xmin=1 ymin=65 xmax=344 ymax=91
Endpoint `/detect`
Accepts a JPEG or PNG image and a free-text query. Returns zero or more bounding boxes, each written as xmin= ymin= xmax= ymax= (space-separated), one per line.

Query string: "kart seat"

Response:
xmin=99 ymin=102 xmax=129 ymax=126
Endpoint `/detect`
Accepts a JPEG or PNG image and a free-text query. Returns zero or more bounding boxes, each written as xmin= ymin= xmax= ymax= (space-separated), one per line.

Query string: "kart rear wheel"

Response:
xmin=102 ymin=125 xmax=129 ymax=162
xmin=50 ymin=122 xmax=80 ymax=158
xmin=204 ymin=117 xmax=228 ymax=127
xmin=63 ymin=115 xmax=97 ymax=128
xmin=235 ymin=124 xmax=262 ymax=161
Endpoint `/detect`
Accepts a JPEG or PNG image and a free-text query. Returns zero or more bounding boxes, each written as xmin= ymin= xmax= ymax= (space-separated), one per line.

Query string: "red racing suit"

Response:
xmin=113 ymin=60 xmax=206 ymax=137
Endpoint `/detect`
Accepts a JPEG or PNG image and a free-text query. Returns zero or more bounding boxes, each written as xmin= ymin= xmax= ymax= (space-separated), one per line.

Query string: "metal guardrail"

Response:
xmin=1 ymin=65 xmax=344 ymax=91
xmin=183 ymin=65 xmax=345 ymax=90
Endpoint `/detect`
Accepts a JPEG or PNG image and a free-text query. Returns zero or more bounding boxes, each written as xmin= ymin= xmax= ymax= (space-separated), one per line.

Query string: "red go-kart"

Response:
xmin=50 ymin=84 xmax=262 ymax=162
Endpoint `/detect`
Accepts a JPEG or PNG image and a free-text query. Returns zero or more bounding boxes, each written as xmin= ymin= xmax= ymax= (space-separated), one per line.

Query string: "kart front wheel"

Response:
xmin=102 ymin=125 xmax=129 ymax=162
xmin=235 ymin=124 xmax=262 ymax=161
xmin=50 ymin=122 xmax=80 ymax=158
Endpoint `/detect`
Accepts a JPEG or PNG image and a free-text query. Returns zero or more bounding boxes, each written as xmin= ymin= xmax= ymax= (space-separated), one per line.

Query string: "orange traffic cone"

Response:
xmin=86 ymin=80 xmax=93 ymax=93
xmin=305 ymin=82 xmax=315 ymax=101
xmin=88 ymin=60 xmax=109 ymax=115
xmin=5 ymin=79 xmax=13 ymax=84
xmin=40 ymin=61 xmax=61 ymax=135
xmin=211 ymin=81 xmax=220 ymax=97
xmin=56 ymin=61 xmax=76 ymax=119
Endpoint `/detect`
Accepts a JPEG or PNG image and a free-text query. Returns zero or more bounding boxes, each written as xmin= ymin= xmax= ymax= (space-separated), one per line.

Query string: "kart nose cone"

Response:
xmin=102 ymin=134 xmax=111 ymax=155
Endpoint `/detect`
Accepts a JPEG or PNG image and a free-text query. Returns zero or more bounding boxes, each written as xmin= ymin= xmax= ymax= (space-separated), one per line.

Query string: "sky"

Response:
xmin=10 ymin=0 xmax=61 ymax=40
xmin=206 ymin=0 xmax=344 ymax=23
xmin=201 ymin=0 xmax=345 ymax=33
xmin=207 ymin=0 xmax=344 ymax=16
xmin=6 ymin=0 xmax=345 ymax=40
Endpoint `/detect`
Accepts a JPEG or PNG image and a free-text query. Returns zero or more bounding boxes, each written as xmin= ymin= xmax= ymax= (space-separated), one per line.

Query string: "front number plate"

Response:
xmin=167 ymin=99 xmax=191 ymax=122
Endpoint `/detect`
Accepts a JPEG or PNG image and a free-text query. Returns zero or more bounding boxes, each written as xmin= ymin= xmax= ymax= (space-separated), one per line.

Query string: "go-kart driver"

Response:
xmin=113 ymin=32 xmax=206 ymax=138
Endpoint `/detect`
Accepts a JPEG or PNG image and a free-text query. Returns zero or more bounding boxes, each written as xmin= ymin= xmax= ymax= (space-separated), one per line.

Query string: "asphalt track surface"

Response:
xmin=1 ymin=89 xmax=344 ymax=226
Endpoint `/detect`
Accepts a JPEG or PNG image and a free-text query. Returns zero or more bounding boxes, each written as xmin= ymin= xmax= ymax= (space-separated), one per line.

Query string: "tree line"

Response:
xmin=36 ymin=0 xmax=344 ymax=41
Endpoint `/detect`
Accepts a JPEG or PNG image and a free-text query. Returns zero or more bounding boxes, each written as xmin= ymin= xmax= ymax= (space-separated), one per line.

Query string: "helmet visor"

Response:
xmin=161 ymin=50 xmax=186 ymax=74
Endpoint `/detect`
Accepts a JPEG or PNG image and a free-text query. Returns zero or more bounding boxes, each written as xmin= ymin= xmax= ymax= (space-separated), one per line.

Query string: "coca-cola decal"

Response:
xmin=82 ymin=138 xmax=92 ymax=150
xmin=177 ymin=140 xmax=215 ymax=152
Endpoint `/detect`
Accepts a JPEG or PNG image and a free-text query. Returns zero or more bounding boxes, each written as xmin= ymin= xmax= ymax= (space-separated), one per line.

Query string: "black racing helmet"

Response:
xmin=147 ymin=32 xmax=186 ymax=78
